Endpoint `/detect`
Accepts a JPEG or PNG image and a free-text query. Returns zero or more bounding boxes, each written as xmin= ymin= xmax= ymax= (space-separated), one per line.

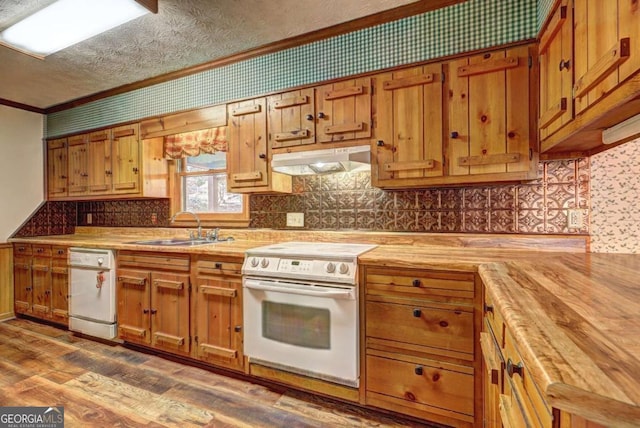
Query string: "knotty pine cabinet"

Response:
xmin=267 ymin=78 xmax=372 ymax=150
xmin=362 ymin=266 xmax=481 ymax=428
xmin=372 ymin=63 xmax=444 ymax=187
xmin=227 ymin=97 xmax=292 ymax=193
xmin=191 ymin=255 xmax=244 ymax=372
xmin=116 ymin=251 xmax=191 ymax=356
xmin=13 ymin=244 xmax=69 ymax=326
xmin=47 ymin=123 xmax=168 ymax=200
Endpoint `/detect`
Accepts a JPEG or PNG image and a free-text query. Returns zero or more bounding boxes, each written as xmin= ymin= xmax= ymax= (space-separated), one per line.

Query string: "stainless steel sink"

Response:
xmin=128 ymin=238 xmax=213 ymax=246
xmin=128 ymin=237 xmax=234 ymax=246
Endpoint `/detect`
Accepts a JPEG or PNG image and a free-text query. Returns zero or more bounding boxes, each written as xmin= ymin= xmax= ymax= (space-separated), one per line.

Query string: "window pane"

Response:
xmin=183 ymin=173 xmax=242 ymax=213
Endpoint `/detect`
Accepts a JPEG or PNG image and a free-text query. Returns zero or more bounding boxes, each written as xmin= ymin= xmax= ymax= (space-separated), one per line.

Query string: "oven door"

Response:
xmin=243 ymin=277 xmax=359 ymax=387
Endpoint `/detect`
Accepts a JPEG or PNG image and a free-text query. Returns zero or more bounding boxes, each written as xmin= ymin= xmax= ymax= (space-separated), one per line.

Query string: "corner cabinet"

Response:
xmin=372 ymin=44 xmax=538 ymax=188
xmin=227 ymin=97 xmax=292 ymax=193
xmin=46 ymin=123 xmax=168 ymax=201
xmin=362 ymin=265 xmax=482 ymax=428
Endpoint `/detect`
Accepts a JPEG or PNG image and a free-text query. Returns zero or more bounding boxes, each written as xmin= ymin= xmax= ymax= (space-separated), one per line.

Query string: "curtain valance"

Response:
xmin=164 ymin=127 xmax=227 ymax=159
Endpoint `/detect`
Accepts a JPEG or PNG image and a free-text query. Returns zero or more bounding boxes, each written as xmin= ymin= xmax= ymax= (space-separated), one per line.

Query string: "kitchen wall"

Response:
xmin=14 ymin=158 xmax=589 ymax=237
xmin=0 ymin=105 xmax=44 ymax=242
xmin=590 ymin=138 xmax=640 ymax=253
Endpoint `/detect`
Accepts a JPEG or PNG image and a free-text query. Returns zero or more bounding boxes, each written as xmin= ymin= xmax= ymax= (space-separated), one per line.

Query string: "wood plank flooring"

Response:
xmin=0 ymin=318 xmax=436 ymax=428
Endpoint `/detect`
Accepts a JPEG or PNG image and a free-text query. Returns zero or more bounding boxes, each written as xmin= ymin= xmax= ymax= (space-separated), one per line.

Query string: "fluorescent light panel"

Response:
xmin=602 ymin=114 xmax=640 ymax=145
xmin=0 ymin=0 xmax=152 ymax=57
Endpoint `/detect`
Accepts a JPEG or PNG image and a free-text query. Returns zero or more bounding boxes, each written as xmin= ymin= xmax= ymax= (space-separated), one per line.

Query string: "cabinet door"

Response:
xmin=87 ymin=130 xmax=112 ymax=195
xmin=315 ymin=77 xmax=371 ymax=143
xmin=13 ymin=255 xmax=31 ymax=314
xmin=227 ymin=98 xmax=269 ymax=189
xmin=50 ymin=257 xmax=69 ymax=325
xmin=481 ymin=331 xmax=502 ymax=428
xmin=117 ymin=269 xmax=151 ymax=344
xmin=31 ymin=255 xmax=51 ymax=318
xmin=448 ymin=45 xmax=534 ymax=177
xmin=47 ymin=138 xmax=68 ymax=199
xmin=539 ymin=1 xmax=573 ymax=140
xmin=574 ymin=1 xmax=632 ymax=114
xmin=112 ymin=124 xmax=141 ymax=194
xmin=193 ymin=274 xmax=243 ymax=371
xmin=151 ymin=271 xmax=190 ymax=355
xmin=67 ymin=134 xmax=89 ymax=196
xmin=373 ymin=63 xmax=444 ymax=185
xmin=267 ymin=88 xmax=315 ymax=148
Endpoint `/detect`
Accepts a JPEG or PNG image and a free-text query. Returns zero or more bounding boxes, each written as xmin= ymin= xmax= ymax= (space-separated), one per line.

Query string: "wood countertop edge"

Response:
xmin=479 ymin=262 xmax=640 ymax=426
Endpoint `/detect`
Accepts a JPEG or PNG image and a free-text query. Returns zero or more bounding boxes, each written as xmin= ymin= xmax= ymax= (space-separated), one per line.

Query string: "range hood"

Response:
xmin=271 ymin=145 xmax=371 ymax=176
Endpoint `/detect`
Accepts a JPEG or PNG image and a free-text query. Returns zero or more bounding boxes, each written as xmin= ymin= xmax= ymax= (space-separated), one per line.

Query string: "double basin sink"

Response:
xmin=129 ymin=237 xmax=234 ymax=247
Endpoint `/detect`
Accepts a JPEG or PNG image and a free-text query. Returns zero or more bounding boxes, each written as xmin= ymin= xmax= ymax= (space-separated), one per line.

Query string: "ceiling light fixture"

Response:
xmin=0 ymin=0 xmax=157 ymax=58
xmin=602 ymin=113 xmax=640 ymax=145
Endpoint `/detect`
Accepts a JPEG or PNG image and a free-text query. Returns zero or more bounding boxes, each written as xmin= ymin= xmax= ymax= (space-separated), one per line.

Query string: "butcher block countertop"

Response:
xmin=10 ymin=228 xmax=640 ymax=426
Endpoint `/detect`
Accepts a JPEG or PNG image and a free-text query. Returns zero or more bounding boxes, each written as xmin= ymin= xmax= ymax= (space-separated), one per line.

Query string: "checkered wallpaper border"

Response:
xmin=47 ymin=0 xmax=538 ymax=137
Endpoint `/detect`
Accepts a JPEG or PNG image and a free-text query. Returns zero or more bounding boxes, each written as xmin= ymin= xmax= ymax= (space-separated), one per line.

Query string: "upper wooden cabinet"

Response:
xmin=227 ymin=97 xmax=292 ymax=193
xmin=267 ymin=88 xmax=316 ymax=149
xmin=538 ymin=0 xmax=574 ymax=140
xmin=46 ymin=123 xmax=168 ymax=201
xmin=315 ymin=77 xmax=372 ymax=143
xmin=540 ymin=0 xmax=640 ymax=156
xmin=372 ymin=63 xmax=445 ymax=188
xmin=372 ymin=45 xmax=538 ymax=188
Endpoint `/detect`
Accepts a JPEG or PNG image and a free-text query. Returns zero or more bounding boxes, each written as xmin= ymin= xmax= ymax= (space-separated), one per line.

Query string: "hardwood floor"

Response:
xmin=0 ymin=318 xmax=435 ymax=428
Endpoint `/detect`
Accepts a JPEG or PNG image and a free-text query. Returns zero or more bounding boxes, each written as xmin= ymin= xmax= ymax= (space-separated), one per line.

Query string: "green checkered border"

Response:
xmin=46 ymin=0 xmax=537 ymax=137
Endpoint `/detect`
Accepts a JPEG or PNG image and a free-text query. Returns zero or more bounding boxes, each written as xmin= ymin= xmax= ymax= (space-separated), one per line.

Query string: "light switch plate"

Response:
xmin=286 ymin=212 xmax=304 ymax=227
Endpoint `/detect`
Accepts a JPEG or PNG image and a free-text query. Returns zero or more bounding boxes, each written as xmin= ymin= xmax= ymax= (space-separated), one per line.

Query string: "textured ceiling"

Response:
xmin=0 ymin=0 xmax=419 ymax=110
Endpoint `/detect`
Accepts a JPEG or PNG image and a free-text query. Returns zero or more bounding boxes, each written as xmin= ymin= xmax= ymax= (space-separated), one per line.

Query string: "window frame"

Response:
xmin=168 ymin=157 xmax=250 ymax=228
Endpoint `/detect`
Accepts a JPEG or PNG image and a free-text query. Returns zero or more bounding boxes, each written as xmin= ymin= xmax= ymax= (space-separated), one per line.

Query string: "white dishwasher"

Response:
xmin=69 ymin=248 xmax=117 ymax=340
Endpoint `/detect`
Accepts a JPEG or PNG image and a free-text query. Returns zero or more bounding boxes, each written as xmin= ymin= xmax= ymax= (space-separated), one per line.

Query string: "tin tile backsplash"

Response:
xmin=14 ymin=159 xmax=589 ymax=237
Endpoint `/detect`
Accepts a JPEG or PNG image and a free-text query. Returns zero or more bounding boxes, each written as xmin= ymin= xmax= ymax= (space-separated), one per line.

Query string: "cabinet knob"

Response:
xmin=105 ymin=170 xmax=112 ymax=175
xmin=376 ymin=140 xmax=385 ymax=147
xmin=305 ymin=114 xmax=314 ymax=121
xmin=259 ymin=153 xmax=266 ymax=159
xmin=413 ymin=308 xmax=422 ymax=318
xmin=317 ymin=112 xmax=326 ymax=119
xmin=412 ymin=279 xmax=421 ymax=287
xmin=450 ymin=131 xmax=459 ymax=139
xmin=60 ymin=175 xmax=67 ymax=179
xmin=414 ymin=365 xmax=423 ymax=375
xmin=506 ymin=358 xmax=524 ymax=378
xmin=132 ymin=167 xmax=139 ymax=174
xmin=151 ymin=309 xmax=157 ymax=315
xmin=215 ymin=262 xmax=222 ymax=269
xmin=143 ymin=309 xmax=149 ymax=314
xmin=26 ymin=287 xmax=32 ymax=292
xmin=484 ymin=303 xmax=494 ymax=314
xmin=558 ymin=59 xmax=571 ymax=71
xmin=234 ymin=325 xmax=242 ymax=332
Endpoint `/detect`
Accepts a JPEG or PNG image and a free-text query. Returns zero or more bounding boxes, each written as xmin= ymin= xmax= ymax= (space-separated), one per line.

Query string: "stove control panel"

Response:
xmin=243 ymin=256 xmax=357 ymax=283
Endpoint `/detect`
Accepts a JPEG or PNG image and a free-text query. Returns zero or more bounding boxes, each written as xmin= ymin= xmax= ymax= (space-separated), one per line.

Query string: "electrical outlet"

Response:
xmin=567 ymin=209 xmax=584 ymax=229
xmin=86 ymin=213 xmax=92 ymax=224
xmin=286 ymin=212 xmax=304 ymax=227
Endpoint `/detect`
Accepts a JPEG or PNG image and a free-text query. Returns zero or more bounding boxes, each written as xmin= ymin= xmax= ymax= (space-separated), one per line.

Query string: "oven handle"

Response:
xmin=244 ymin=279 xmax=355 ymax=299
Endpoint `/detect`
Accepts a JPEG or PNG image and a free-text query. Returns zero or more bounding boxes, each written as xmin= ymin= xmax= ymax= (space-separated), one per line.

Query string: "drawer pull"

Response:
xmin=412 ymin=279 xmax=421 ymax=287
xmin=414 ymin=365 xmax=423 ymax=376
xmin=215 ymin=262 xmax=222 ymax=269
xmin=484 ymin=303 xmax=494 ymax=314
xmin=413 ymin=309 xmax=422 ymax=318
xmin=506 ymin=358 xmax=524 ymax=378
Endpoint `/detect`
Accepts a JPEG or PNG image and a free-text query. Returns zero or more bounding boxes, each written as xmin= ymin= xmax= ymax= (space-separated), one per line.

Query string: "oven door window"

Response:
xmin=262 ymin=301 xmax=330 ymax=349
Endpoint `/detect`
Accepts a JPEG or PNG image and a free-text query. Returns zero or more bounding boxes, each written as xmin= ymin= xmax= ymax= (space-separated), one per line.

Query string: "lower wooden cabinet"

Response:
xmin=191 ymin=255 xmax=244 ymax=372
xmin=13 ymin=244 xmax=68 ymax=326
xmin=116 ymin=251 xmax=191 ymax=356
xmin=362 ymin=266 xmax=481 ymax=428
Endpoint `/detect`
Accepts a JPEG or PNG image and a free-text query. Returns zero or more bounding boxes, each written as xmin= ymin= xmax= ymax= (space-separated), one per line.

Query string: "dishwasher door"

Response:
xmin=69 ymin=248 xmax=117 ymax=340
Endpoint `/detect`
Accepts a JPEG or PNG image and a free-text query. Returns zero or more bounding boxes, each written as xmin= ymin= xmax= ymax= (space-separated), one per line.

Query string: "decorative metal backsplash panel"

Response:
xmin=12 ymin=201 xmax=77 ymax=237
xmin=46 ymin=0 xmax=537 ymax=137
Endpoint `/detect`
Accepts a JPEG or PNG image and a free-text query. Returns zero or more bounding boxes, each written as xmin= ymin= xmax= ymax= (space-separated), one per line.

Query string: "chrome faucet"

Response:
xmin=170 ymin=211 xmax=202 ymax=240
xmin=207 ymin=228 xmax=220 ymax=241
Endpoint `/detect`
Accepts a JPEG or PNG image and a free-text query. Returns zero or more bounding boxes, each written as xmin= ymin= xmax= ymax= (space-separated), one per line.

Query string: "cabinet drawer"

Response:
xmin=32 ymin=245 xmax=51 ymax=257
xmin=194 ymin=258 xmax=242 ymax=277
xmin=366 ymin=267 xmax=475 ymax=305
xmin=366 ymin=354 xmax=474 ymax=417
xmin=504 ymin=328 xmax=552 ymax=427
xmin=118 ymin=251 xmax=190 ymax=272
xmin=484 ymin=288 xmax=504 ymax=348
xmin=52 ymin=246 xmax=68 ymax=259
xmin=13 ymin=244 xmax=32 ymax=255
xmin=366 ymin=301 xmax=473 ymax=355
